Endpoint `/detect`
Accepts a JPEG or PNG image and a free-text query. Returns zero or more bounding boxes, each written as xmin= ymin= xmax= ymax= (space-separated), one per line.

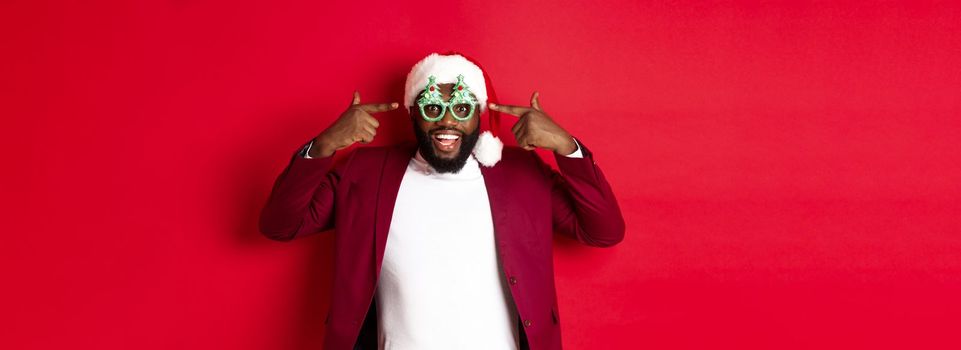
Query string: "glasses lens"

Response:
xmin=423 ymin=104 xmax=444 ymax=119
xmin=451 ymin=104 xmax=472 ymax=119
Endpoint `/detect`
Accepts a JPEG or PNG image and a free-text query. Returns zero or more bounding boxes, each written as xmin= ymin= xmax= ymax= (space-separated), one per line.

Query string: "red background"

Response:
xmin=2 ymin=1 xmax=960 ymax=349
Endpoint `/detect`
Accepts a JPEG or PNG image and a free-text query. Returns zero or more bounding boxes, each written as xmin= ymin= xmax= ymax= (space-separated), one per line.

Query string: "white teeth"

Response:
xmin=435 ymin=134 xmax=460 ymax=140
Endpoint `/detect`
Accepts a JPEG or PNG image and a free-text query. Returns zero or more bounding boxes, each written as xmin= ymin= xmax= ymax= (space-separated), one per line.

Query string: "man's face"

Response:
xmin=410 ymin=83 xmax=481 ymax=174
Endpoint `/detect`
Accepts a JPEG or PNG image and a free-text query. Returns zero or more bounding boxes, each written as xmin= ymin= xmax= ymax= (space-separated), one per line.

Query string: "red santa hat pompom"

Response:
xmin=404 ymin=52 xmax=503 ymax=167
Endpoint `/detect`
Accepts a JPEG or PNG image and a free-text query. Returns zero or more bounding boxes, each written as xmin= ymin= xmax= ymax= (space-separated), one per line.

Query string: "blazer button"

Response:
xmin=509 ymin=276 xmax=518 ymax=285
xmin=524 ymin=319 xmax=533 ymax=327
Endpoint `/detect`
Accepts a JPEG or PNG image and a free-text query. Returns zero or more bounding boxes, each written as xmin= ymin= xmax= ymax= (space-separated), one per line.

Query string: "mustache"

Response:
xmin=429 ymin=126 xmax=464 ymax=135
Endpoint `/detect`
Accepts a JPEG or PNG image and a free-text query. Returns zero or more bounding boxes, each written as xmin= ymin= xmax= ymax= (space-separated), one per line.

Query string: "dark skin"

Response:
xmin=308 ymin=92 xmax=397 ymax=158
xmin=309 ymin=87 xmax=576 ymax=158
xmin=409 ymin=83 xmax=480 ymax=160
xmin=491 ymin=92 xmax=577 ymax=155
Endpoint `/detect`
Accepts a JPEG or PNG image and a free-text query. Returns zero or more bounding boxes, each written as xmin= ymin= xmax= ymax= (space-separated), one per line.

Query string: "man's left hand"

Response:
xmin=489 ymin=92 xmax=577 ymax=155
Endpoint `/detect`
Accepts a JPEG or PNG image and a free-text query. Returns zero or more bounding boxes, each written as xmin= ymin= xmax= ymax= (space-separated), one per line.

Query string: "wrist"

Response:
xmin=310 ymin=136 xmax=337 ymax=158
xmin=552 ymin=134 xmax=577 ymax=155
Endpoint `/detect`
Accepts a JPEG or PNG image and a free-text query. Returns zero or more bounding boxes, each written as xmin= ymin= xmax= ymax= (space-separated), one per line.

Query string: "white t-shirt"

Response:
xmin=375 ymin=151 xmax=518 ymax=350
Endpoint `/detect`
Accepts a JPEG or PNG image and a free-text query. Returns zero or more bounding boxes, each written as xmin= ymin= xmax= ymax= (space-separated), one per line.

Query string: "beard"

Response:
xmin=412 ymin=121 xmax=481 ymax=174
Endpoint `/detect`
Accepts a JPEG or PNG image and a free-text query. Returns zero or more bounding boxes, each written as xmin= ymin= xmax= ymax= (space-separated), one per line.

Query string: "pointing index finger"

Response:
xmin=489 ymin=102 xmax=532 ymax=117
xmin=358 ymin=102 xmax=400 ymax=114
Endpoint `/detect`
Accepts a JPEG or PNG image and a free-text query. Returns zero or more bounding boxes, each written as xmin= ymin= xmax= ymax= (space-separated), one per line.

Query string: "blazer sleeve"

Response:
xmin=258 ymin=140 xmax=355 ymax=241
xmin=537 ymin=137 xmax=626 ymax=247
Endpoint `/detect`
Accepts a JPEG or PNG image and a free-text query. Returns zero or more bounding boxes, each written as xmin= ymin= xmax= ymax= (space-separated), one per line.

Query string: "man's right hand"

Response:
xmin=310 ymin=91 xmax=399 ymax=158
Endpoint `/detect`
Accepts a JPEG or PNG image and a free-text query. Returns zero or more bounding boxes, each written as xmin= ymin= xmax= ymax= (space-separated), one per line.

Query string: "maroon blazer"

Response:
xmin=259 ymin=138 xmax=625 ymax=350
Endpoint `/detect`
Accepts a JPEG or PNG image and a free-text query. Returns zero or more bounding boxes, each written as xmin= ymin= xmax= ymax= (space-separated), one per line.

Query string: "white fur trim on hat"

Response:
xmin=404 ymin=53 xmax=488 ymax=113
xmin=472 ymin=131 xmax=503 ymax=167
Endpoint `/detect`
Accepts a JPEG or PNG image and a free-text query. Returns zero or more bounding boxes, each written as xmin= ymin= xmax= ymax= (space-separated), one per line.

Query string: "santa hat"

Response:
xmin=404 ymin=52 xmax=504 ymax=167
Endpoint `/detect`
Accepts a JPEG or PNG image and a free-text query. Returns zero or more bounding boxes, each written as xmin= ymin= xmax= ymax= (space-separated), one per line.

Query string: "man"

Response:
xmin=259 ymin=53 xmax=625 ymax=350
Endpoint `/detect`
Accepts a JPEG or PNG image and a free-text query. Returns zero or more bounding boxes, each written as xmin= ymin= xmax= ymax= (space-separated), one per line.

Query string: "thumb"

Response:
xmin=351 ymin=91 xmax=361 ymax=106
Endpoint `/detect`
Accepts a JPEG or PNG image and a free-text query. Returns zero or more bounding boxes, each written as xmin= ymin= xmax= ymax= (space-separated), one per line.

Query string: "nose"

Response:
xmin=436 ymin=107 xmax=459 ymax=127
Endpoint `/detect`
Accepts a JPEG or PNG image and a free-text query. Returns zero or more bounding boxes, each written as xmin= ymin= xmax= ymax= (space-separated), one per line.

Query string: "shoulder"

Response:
xmin=342 ymin=141 xmax=416 ymax=158
xmin=499 ymin=145 xmax=543 ymax=165
xmin=496 ymin=145 xmax=552 ymax=178
xmin=336 ymin=141 xmax=416 ymax=173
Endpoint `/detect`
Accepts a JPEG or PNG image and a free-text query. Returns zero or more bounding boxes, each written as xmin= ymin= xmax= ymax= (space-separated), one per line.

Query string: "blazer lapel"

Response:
xmin=479 ymin=161 xmax=512 ymax=258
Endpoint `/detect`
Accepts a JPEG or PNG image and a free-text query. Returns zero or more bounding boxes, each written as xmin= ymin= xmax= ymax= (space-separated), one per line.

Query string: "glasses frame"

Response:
xmin=415 ymin=74 xmax=478 ymax=122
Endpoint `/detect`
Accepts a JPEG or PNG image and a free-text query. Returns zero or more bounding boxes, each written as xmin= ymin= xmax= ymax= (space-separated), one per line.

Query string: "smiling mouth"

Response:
xmin=432 ymin=131 xmax=462 ymax=153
